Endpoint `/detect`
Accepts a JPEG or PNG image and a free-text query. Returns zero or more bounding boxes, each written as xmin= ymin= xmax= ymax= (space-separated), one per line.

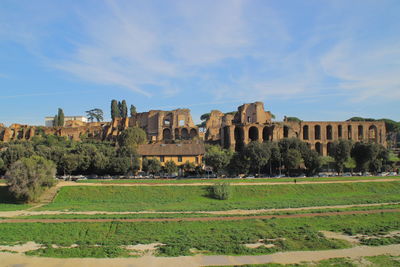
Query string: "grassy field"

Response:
xmin=37 ymin=182 xmax=400 ymax=211
xmin=0 ymin=186 xmax=32 ymax=211
xmin=0 ymin=212 xmax=399 ymax=257
xmin=75 ymin=175 xmax=400 ymax=184
xmin=237 ymin=255 xmax=400 ymax=266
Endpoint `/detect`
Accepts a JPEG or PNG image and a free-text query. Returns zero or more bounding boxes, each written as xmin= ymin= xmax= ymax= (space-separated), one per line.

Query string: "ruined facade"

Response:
xmin=0 ymin=109 xmax=200 ymax=143
xmin=206 ymin=102 xmax=387 ymax=156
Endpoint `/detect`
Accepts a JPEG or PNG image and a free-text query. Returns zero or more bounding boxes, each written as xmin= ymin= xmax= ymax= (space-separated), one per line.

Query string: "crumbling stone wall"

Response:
xmin=207 ymin=102 xmax=387 ymax=156
xmin=0 ymin=108 xmax=199 ymax=144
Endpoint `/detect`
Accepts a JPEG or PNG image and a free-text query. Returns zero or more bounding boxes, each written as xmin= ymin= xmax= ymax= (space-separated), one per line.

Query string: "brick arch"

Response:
xmin=303 ymin=125 xmax=309 ymax=140
xmin=190 ymin=128 xmax=197 ymax=138
xmin=249 ymin=126 xmax=259 ymax=142
xmin=163 ymin=128 xmax=172 ymax=140
xmin=326 ymin=125 xmax=333 ymax=140
xmin=314 ymin=125 xmax=321 ymax=140
xmin=315 ymin=142 xmax=323 ymax=155
xmin=368 ymin=125 xmax=378 ymax=142
xmin=181 ymin=128 xmax=189 ymax=139
xmin=263 ymin=126 xmax=273 ymax=141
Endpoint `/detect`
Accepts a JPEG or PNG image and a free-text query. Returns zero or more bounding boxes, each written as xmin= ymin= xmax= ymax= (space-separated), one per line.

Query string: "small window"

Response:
xmin=164 ymin=119 xmax=170 ymax=126
xmin=247 ymin=116 xmax=251 ymax=123
xmin=195 ymin=157 xmax=199 ymax=164
xmin=179 ymin=120 xmax=185 ymax=126
xmin=160 ymin=156 xmax=164 ymax=162
xmin=178 ymin=156 xmax=182 ymax=162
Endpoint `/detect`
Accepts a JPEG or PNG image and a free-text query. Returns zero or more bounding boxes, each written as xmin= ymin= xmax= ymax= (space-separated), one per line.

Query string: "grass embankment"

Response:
xmin=0 ymin=212 xmax=399 ymax=257
xmin=0 ymin=186 xmax=31 ymax=211
xmin=75 ymin=175 xmax=400 ymax=184
xmin=38 ymin=182 xmax=400 ymax=211
xmin=235 ymin=255 xmax=400 ymax=267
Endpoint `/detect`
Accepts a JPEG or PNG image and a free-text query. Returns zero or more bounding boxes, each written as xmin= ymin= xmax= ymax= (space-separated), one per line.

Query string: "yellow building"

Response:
xmin=137 ymin=143 xmax=205 ymax=168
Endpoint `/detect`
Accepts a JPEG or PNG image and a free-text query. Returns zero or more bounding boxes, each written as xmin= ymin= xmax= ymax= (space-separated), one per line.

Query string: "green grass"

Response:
xmin=231 ymin=255 xmax=400 ymax=266
xmin=38 ymin=182 xmax=400 ymax=211
xmin=75 ymin=175 xmax=400 ymax=184
xmin=0 ymin=186 xmax=32 ymax=211
xmin=0 ymin=212 xmax=399 ymax=257
xmin=26 ymin=245 xmax=131 ymax=258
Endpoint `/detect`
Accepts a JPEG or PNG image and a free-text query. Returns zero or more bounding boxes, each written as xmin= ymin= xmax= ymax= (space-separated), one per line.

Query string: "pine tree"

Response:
xmin=111 ymin=100 xmax=120 ymax=120
xmin=120 ymin=100 xmax=128 ymax=118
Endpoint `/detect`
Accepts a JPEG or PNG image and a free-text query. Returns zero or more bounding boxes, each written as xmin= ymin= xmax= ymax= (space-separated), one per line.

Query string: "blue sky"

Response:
xmin=0 ymin=0 xmax=399 ymax=126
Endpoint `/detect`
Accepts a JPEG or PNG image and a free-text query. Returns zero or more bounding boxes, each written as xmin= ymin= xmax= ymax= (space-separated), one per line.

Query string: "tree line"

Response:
xmin=0 ymin=127 xmax=147 ymax=177
xmin=111 ymin=99 xmax=137 ymax=120
xmin=204 ymin=138 xmax=399 ymax=177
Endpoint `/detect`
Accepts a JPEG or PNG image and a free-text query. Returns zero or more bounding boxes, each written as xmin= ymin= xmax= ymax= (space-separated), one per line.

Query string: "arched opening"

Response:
xmin=315 ymin=125 xmax=321 ymax=140
xmin=249 ymin=126 xmax=259 ymax=142
xmin=358 ymin=125 xmax=364 ymax=140
xmin=174 ymin=128 xmax=180 ymax=139
xmin=283 ymin=126 xmax=289 ymax=138
xmin=263 ymin=126 xmax=273 ymax=141
xmin=181 ymin=128 xmax=189 ymax=139
xmin=234 ymin=127 xmax=244 ymax=151
xmin=163 ymin=128 xmax=172 ymax=140
xmin=303 ymin=125 xmax=309 ymax=140
xmin=327 ymin=142 xmax=333 ymax=156
xmin=190 ymin=128 xmax=197 ymax=138
xmin=338 ymin=125 xmax=342 ymax=138
xmin=368 ymin=125 xmax=378 ymax=142
xmin=315 ymin=142 xmax=322 ymax=155
xmin=326 ymin=125 xmax=333 ymax=140
xmin=348 ymin=125 xmax=352 ymax=140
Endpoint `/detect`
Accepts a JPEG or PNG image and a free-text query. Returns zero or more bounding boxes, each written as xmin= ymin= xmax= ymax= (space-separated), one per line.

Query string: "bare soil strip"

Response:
xmin=0 ymin=244 xmax=400 ymax=267
xmin=53 ymin=178 xmax=400 ymax=187
xmin=1 ymin=208 xmax=399 ymax=223
xmin=1 ymin=202 xmax=399 ymax=218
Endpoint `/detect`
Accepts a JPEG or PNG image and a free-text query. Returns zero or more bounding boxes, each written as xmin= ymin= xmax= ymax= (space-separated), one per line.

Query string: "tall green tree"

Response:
xmin=204 ymin=145 xmax=233 ymax=176
xmin=111 ymin=100 xmax=120 ymax=120
xmin=5 ymin=156 xmax=57 ymax=202
xmin=243 ymin=141 xmax=271 ymax=176
xmin=118 ymin=127 xmax=147 ymax=154
xmin=331 ymin=140 xmax=353 ymax=174
xmin=130 ymin=105 xmax=137 ymax=117
xmin=56 ymin=108 xmax=64 ymax=126
xmin=120 ymin=100 xmax=128 ymax=118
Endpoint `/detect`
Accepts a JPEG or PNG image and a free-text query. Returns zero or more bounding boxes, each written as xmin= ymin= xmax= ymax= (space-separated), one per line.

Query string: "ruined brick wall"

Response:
xmin=0 ymin=108 xmax=200 ymax=144
xmin=215 ymin=102 xmax=387 ymax=155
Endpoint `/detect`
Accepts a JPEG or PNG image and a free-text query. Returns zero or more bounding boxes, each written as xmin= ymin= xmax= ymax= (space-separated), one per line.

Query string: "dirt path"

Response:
xmin=0 ymin=201 xmax=399 ymax=218
xmin=0 ymin=244 xmax=399 ymax=267
xmin=1 ymin=208 xmax=399 ymax=223
xmin=54 ymin=178 xmax=400 ymax=187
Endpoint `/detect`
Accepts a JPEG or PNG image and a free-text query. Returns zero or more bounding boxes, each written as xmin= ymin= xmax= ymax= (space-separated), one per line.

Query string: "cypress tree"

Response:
xmin=130 ymin=105 xmax=137 ymax=117
xmin=121 ymin=100 xmax=128 ymax=118
xmin=111 ymin=100 xmax=120 ymax=120
xmin=58 ymin=108 xmax=64 ymax=126
xmin=53 ymin=115 xmax=58 ymax=127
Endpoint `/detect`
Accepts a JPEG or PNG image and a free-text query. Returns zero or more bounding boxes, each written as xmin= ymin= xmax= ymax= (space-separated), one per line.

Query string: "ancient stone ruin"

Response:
xmin=0 ymin=102 xmax=387 ymax=156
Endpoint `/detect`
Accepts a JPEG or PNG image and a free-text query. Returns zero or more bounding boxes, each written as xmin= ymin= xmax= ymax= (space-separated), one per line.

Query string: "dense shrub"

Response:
xmin=5 ymin=156 xmax=57 ymax=202
xmin=211 ymin=182 xmax=231 ymax=200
